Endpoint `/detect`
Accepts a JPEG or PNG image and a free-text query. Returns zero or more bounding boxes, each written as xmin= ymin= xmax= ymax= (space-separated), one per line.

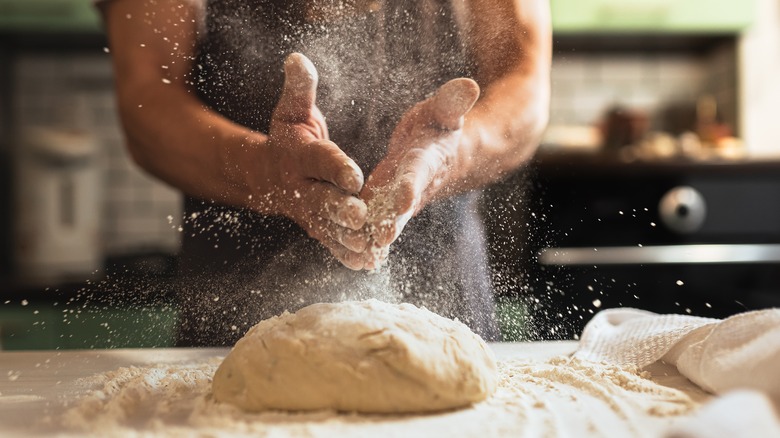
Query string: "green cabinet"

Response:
xmin=2 ymin=0 xmax=755 ymax=35
xmin=0 ymin=302 xmax=178 ymax=350
xmin=0 ymin=0 xmax=101 ymax=33
xmin=552 ymin=0 xmax=756 ymax=33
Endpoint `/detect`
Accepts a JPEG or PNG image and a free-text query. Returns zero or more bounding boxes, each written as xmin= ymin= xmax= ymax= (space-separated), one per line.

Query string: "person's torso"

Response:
xmin=195 ymin=0 xmax=470 ymax=170
xmin=175 ymin=0 xmax=500 ymax=343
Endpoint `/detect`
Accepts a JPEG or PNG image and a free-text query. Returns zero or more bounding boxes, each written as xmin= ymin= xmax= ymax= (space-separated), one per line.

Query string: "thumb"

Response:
xmin=427 ymin=78 xmax=480 ymax=131
xmin=274 ymin=53 xmax=319 ymax=122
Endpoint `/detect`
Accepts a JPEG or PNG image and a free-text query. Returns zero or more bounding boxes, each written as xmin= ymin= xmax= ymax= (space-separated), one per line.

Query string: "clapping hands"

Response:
xmin=270 ymin=53 xmax=479 ymax=270
xmin=254 ymin=53 xmax=370 ymax=268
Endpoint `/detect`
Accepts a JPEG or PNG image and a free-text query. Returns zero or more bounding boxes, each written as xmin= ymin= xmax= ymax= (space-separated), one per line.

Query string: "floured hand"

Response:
xmin=354 ymin=78 xmax=480 ymax=270
xmin=249 ymin=53 xmax=369 ymax=269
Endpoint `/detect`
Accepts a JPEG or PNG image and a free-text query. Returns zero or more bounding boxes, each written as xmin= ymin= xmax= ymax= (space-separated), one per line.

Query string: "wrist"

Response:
xmin=217 ymin=128 xmax=272 ymax=212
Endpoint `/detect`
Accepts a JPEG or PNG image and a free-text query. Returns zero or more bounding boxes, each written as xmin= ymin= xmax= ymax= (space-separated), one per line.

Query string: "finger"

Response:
xmin=341 ymin=228 xmax=370 ymax=253
xmin=371 ymin=205 xmax=414 ymax=247
xmin=361 ymin=157 xmax=396 ymax=202
xmin=274 ymin=53 xmax=319 ymax=122
xmin=321 ymin=237 xmax=366 ymax=271
xmin=427 ymin=78 xmax=480 ymax=130
xmin=301 ymin=140 xmax=365 ymax=194
xmin=363 ymin=149 xmax=440 ymax=247
xmin=369 ymin=211 xmax=395 ymax=248
xmin=323 ymin=234 xmax=378 ymax=271
xmin=300 ymin=187 xmax=368 ymax=252
xmin=371 ymin=219 xmax=397 ymax=248
xmin=302 ymin=215 xmax=367 ymax=267
xmin=369 ymin=147 xmax=446 ymax=246
xmin=329 ymin=226 xmax=369 ymax=253
xmin=366 ymin=182 xmax=414 ymax=247
xmin=363 ymin=244 xmax=389 ymax=271
xmin=396 ymin=147 xmax=447 ymax=209
xmin=362 ymin=180 xmax=399 ymax=247
xmin=320 ymin=182 xmax=368 ymax=230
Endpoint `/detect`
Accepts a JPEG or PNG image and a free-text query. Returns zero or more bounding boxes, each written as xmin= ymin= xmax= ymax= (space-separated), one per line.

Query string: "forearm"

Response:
xmin=116 ymin=81 xmax=267 ymax=209
xmin=449 ymin=67 xmax=550 ymax=192
xmin=102 ymin=0 xmax=268 ymax=211
xmin=442 ymin=0 xmax=551 ymax=196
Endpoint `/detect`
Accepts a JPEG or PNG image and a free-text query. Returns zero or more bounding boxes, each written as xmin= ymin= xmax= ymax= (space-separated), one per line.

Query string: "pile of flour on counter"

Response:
xmin=56 ymin=356 xmax=703 ymax=438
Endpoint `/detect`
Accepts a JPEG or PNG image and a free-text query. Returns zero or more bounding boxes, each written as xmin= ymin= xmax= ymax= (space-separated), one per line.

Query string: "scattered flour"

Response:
xmin=56 ymin=356 xmax=700 ymax=437
xmin=60 ymin=359 xmax=222 ymax=432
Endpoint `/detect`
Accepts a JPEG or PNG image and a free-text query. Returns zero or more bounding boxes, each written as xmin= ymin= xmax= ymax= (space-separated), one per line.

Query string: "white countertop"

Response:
xmin=0 ymin=342 xmax=711 ymax=437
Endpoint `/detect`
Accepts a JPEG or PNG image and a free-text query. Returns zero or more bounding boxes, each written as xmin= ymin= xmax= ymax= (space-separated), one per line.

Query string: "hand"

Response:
xmin=249 ymin=53 xmax=369 ymax=269
xmin=357 ymin=78 xmax=480 ymax=269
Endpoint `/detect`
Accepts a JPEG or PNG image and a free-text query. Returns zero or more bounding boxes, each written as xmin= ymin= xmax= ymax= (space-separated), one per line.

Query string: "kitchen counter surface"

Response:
xmin=533 ymin=150 xmax=780 ymax=176
xmin=0 ymin=342 xmax=710 ymax=437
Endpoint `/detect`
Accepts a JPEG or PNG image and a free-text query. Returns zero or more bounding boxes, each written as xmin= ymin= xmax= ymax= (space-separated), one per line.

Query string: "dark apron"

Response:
xmin=176 ymin=0 xmax=500 ymax=346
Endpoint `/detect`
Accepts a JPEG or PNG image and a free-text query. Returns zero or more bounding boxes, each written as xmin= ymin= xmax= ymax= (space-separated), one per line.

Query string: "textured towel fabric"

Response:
xmin=665 ymin=390 xmax=780 ymax=438
xmin=574 ymin=308 xmax=780 ymax=397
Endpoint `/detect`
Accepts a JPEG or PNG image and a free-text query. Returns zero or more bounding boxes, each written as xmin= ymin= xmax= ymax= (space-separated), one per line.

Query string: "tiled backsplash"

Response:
xmin=739 ymin=0 xmax=780 ymax=158
xmin=549 ymin=43 xmax=737 ymax=133
xmin=12 ymin=54 xmax=182 ymax=256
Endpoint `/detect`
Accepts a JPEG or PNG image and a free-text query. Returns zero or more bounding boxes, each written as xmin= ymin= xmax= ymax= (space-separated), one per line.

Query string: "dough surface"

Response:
xmin=212 ymin=299 xmax=498 ymax=413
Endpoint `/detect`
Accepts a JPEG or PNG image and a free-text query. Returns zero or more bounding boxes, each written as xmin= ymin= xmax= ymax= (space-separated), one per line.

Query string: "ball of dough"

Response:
xmin=212 ymin=299 xmax=498 ymax=413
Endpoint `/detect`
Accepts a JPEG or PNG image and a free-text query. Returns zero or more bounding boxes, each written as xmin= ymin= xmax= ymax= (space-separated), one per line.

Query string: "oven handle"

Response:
xmin=539 ymin=244 xmax=780 ymax=265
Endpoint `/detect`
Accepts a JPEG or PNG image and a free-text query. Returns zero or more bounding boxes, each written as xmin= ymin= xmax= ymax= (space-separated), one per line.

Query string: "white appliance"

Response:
xmin=13 ymin=126 xmax=102 ymax=286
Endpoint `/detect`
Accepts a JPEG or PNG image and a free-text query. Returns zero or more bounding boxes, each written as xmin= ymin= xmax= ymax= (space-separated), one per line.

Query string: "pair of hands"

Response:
xmin=253 ymin=53 xmax=479 ymax=270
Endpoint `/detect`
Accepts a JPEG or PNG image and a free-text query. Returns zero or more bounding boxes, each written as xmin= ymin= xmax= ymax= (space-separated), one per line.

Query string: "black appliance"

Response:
xmin=489 ymin=152 xmax=780 ymax=340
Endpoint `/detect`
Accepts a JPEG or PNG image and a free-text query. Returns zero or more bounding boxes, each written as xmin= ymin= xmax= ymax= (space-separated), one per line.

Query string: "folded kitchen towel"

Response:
xmin=665 ymin=390 xmax=780 ymax=438
xmin=574 ymin=307 xmax=780 ymax=397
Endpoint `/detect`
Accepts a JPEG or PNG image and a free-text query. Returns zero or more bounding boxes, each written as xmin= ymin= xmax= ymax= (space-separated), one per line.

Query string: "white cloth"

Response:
xmin=574 ymin=307 xmax=780 ymax=396
xmin=575 ymin=308 xmax=780 ymax=438
xmin=665 ymin=390 xmax=780 ymax=438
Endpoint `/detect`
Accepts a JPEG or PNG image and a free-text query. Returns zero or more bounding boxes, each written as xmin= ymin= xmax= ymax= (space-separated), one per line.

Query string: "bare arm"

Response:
xmin=357 ymin=0 xmax=551 ymax=268
xmin=448 ymin=0 xmax=552 ymax=194
xmin=101 ymin=0 xmax=369 ymax=268
xmin=101 ymin=0 xmax=260 ymax=207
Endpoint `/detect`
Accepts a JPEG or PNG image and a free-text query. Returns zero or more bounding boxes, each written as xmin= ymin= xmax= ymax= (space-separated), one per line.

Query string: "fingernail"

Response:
xmin=338 ymin=221 xmax=369 ymax=251
xmin=434 ymin=78 xmax=480 ymax=129
xmin=344 ymin=251 xmax=366 ymax=271
xmin=342 ymin=198 xmax=368 ymax=229
xmin=441 ymin=78 xmax=479 ymax=108
xmin=338 ymin=171 xmax=356 ymax=192
xmin=283 ymin=53 xmax=318 ymax=92
xmin=339 ymin=165 xmax=364 ymax=194
xmin=376 ymin=223 xmax=396 ymax=247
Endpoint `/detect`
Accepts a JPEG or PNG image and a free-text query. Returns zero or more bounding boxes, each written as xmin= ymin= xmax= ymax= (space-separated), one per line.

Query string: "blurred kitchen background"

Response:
xmin=1 ymin=0 xmax=779 ymax=349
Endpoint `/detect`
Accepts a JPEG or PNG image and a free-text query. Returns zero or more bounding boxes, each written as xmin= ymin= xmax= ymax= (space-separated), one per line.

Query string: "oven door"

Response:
xmin=500 ymin=156 xmax=780 ymax=339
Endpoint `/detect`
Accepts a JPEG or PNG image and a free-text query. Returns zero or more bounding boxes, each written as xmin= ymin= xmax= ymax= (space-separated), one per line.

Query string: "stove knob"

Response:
xmin=659 ymin=186 xmax=706 ymax=233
